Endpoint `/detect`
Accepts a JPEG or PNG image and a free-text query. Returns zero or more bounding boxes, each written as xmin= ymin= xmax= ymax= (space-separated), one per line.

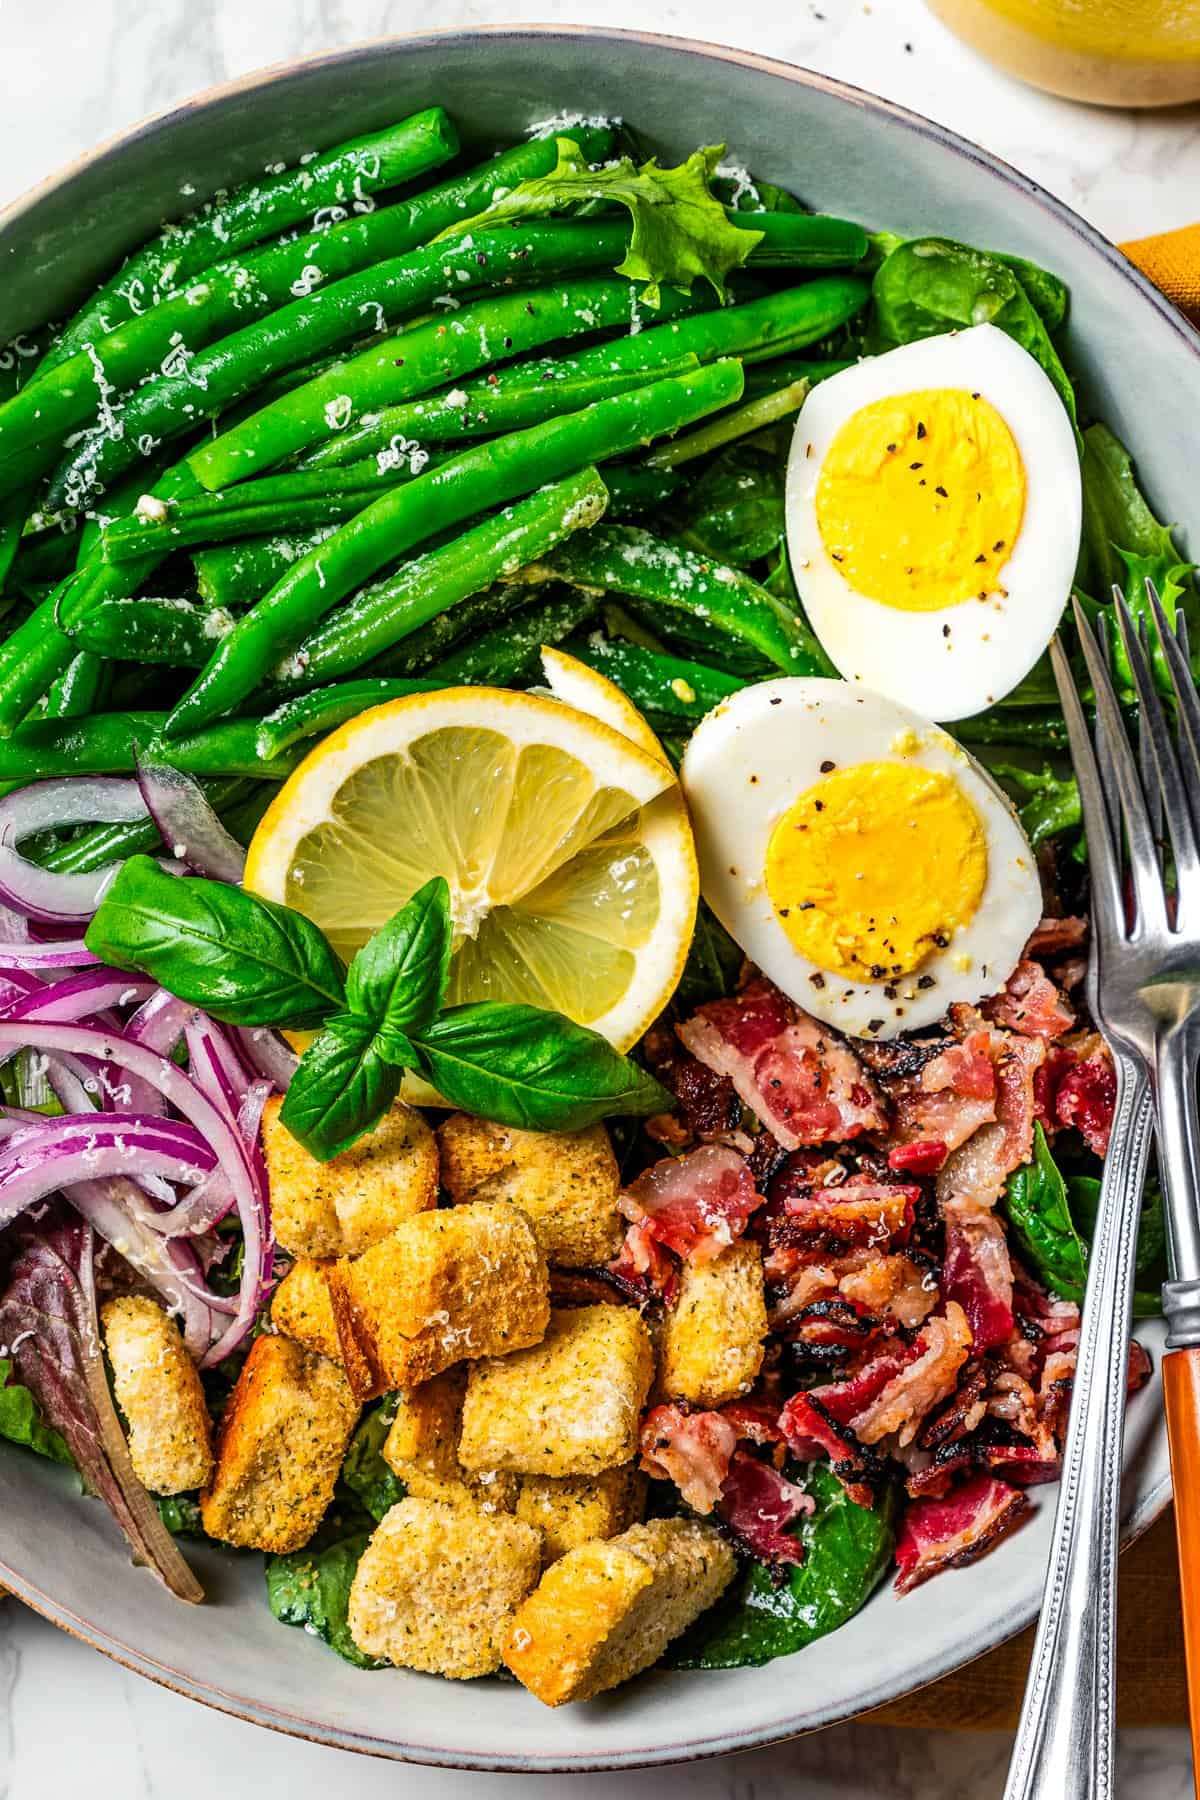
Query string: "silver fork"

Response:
xmin=1003 ymin=584 xmax=1200 ymax=1800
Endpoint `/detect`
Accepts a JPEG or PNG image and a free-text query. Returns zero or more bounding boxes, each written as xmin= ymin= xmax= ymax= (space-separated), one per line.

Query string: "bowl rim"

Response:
xmin=0 ymin=22 xmax=1184 ymax=1770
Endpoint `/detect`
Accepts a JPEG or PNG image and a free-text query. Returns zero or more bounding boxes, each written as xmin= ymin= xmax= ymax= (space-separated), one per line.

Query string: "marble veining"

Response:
xmin=0 ymin=0 xmax=1197 ymax=1793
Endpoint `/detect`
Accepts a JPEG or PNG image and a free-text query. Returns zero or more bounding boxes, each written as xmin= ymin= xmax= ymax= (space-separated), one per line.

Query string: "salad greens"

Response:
xmin=341 ymin=1398 xmax=406 ymax=1523
xmin=265 ymin=1493 xmax=386 ymax=1670
xmin=0 ymin=1356 xmax=72 ymax=1466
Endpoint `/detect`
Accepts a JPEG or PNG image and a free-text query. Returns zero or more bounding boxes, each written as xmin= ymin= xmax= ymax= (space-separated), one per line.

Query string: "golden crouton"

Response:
xmin=271 ymin=1258 xmax=340 ymax=1362
xmin=503 ymin=1517 xmax=736 ymax=1704
xmin=382 ymin=1370 xmax=518 ymax=1515
xmin=263 ymin=1094 xmax=437 ymax=1260
xmin=459 ymin=1304 xmax=654 ymax=1478
xmin=101 ymin=1296 xmax=213 ymax=1495
xmin=328 ymin=1200 xmax=549 ymax=1399
xmin=200 ymin=1334 xmax=359 ymax=1552
xmin=438 ymin=1115 xmax=623 ymax=1267
xmin=657 ymin=1241 xmax=768 ymax=1409
xmin=516 ymin=1465 xmax=646 ymax=1564
xmin=348 ymin=1496 xmax=542 ymax=1678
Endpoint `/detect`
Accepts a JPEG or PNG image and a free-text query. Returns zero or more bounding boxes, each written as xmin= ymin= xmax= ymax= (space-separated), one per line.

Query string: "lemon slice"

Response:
xmin=245 ymin=682 xmax=698 ymax=1050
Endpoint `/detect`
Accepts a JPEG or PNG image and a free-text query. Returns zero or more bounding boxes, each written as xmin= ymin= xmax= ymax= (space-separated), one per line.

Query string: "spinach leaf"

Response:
xmin=85 ymin=855 xmax=346 ymax=1028
xmin=1067 ymin=1173 xmax=1164 ymax=1317
xmin=870 ymin=237 xmax=1077 ymax=430
xmin=342 ymin=1396 xmax=405 ymax=1522
xmin=345 ymin=877 xmax=452 ymax=1044
xmin=669 ymin=1465 xmax=899 ymax=1669
xmin=676 ymin=901 xmax=744 ymax=1011
xmin=682 ymin=445 xmax=786 ymax=566
xmin=265 ymin=1492 xmax=384 ymax=1670
xmin=0 ymin=1356 xmax=73 ymax=1465
xmin=412 ymin=1002 xmax=670 ymax=1131
xmin=438 ymin=139 xmax=758 ymax=306
xmin=279 ymin=1012 xmax=401 ymax=1162
xmin=1002 ymin=1123 xmax=1088 ymax=1301
xmin=985 ymin=762 xmax=1081 ymax=848
xmin=997 ymin=253 xmax=1069 ymax=333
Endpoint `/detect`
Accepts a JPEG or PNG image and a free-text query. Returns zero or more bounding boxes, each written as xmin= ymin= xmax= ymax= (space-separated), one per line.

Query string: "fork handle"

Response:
xmin=1003 ymin=1059 xmax=1154 ymax=1800
xmin=1163 ymin=1350 xmax=1200 ymax=1787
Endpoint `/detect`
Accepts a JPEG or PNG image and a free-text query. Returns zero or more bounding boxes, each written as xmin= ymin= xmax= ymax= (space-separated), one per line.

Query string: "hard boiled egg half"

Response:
xmin=785 ymin=324 xmax=1080 ymax=720
xmin=680 ymin=678 xmax=1042 ymax=1038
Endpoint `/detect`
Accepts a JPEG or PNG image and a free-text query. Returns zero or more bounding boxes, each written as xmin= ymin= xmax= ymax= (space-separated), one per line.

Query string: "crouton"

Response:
xmin=657 ymin=1241 xmax=768 ymax=1409
xmin=459 ymin=1304 xmax=654 ymax=1478
xmin=438 ymin=1115 xmax=623 ymax=1267
xmin=348 ymin=1496 xmax=542 ymax=1678
xmin=516 ymin=1465 xmax=646 ymax=1564
xmin=263 ymin=1094 xmax=437 ymax=1260
xmin=328 ymin=1200 xmax=549 ymax=1398
xmin=101 ymin=1296 xmax=213 ymax=1495
xmin=271 ymin=1258 xmax=340 ymax=1362
xmin=382 ymin=1370 xmax=518 ymax=1515
xmin=200 ymin=1334 xmax=359 ymax=1552
xmin=503 ymin=1517 xmax=736 ymax=1704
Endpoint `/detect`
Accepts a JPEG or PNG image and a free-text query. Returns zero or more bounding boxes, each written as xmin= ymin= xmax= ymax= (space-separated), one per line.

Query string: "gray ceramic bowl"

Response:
xmin=0 ymin=25 xmax=1188 ymax=1772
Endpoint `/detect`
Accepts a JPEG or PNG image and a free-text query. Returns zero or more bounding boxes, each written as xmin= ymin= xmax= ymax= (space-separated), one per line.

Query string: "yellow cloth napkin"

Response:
xmin=1122 ymin=223 xmax=1200 ymax=324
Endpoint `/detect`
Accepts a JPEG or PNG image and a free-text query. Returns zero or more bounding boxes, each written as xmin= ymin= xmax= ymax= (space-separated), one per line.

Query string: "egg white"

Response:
xmin=679 ymin=677 xmax=1043 ymax=1039
xmin=785 ymin=324 xmax=1081 ymax=722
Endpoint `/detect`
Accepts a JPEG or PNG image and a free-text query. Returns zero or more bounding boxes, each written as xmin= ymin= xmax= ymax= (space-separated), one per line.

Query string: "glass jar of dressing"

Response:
xmin=925 ymin=0 xmax=1200 ymax=106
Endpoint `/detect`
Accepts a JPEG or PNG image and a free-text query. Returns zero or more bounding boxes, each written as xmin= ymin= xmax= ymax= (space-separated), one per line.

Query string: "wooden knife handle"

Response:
xmin=1162 ymin=1345 xmax=1200 ymax=1792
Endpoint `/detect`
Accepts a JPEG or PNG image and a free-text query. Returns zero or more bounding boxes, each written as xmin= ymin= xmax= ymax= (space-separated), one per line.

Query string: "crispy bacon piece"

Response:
xmin=778 ymin=1180 xmax=918 ymax=1248
xmin=668 ymin=1055 xmax=743 ymax=1139
xmin=888 ymin=1139 xmax=948 ymax=1175
xmin=891 ymin=1031 xmax=997 ymax=1153
xmin=849 ymin=1303 xmax=973 ymax=1447
xmin=1025 ymin=915 xmax=1088 ymax=959
xmin=639 ymin=1404 xmax=737 ymax=1514
xmin=904 ymin=1443 xmax=977 ymax=1498
xmin=894 ymin=1473 xmax=1030 ymax=1594
xmin=785 ymin=1297 xmax=882 ymax=1359
xmin=621 ymin=1143 xmax=761 ymax=1266
xmin=777 ymin=1390 xmax=885 ymax=1509
xmin=918 ymin=1357 xmax=991 ymax=1450
xmin=837 ymin=1251 xmax=938 ymax=1331
xmin=938 ymin=1036 xmax=1044 ymax=1210
xmin=609 ymin=1217 xmax=678 ymax=1303
xmin=942 ymin=1199 xmax=1014 ymax=1351
xmin=678 ymin=978 xmax=884 ymax=1151
xmin=721 ymin=1392 xmax=785 ymax=1445
xmin=718 ymin=1451 xmax=812 ymax=1568
xmin=985 ymin=959 xmax=1075 ymax=1040
xmin=1054 ymin=1053 xmax=1117 ymax=1158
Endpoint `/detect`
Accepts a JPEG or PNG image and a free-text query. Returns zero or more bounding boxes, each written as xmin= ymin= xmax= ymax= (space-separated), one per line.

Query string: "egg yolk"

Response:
xmin=815 ymin=387 xmax=1025 ymax=613
xmin=765 ymin=760 xmax=988 ymax=982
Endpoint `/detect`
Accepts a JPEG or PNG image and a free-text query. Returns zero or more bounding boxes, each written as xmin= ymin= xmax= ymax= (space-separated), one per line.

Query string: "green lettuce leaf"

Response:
xmin=438 ymin=138 xmax=760 ymax=306
xmin=0 ymin=1356 xmax=73 ymax=1465
xmin=265 ymin=1491 xmax=385 ymax=1670
xmin=341 ymin=1396 xmax=405 ymax=1522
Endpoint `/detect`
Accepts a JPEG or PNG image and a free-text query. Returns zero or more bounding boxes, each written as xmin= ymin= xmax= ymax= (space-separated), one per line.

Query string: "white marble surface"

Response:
xmin=0 ymin=1 xmax=1197 ymax=1794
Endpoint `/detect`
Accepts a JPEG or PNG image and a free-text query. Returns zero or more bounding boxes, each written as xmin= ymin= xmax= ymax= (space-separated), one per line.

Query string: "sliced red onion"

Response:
xmin=0 ymin=937 xmax=98 ymax=968
xmin=126 ymin=989 xmax=196 ymax=1055
xmin=186 ymin=1015 xmax=252 ymax=1117
xmin=0 ymin=778 xmax=148 ymax=924
xmin=2 ymin=970 xmax=155 ymax=1024
xmin=135 ymin=760 xmax=245 ymax=884
xmin=65 ymin=1179 xmax=224 ymax=1358
xmin=232 ymin=1024 xmax=298 ymax=1090
xmin=0 ymin=1113 xmax=216 ymax=1227
xmin=0 ymin=904 xmax=31 ymax=943
xmin=0 ymin=1021 xmax=271 ymax=1365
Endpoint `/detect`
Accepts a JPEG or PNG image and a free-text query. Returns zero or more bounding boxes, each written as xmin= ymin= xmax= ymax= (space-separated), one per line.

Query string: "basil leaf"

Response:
xmin=341 ymin=1396 xmax=405 ymax=1522
xmin=85 ymin=855 xmax=345 ymax=1028
xmin=279 ymin=1012 xmax=402 ymax=1161
xmin=345 ymin=876 xmax=452 ymax=1041
xmin=1002 ymin=1123 xmax=1088 ymax=1301
xmin=411 ymin=1002 xmax=671 ymax=1130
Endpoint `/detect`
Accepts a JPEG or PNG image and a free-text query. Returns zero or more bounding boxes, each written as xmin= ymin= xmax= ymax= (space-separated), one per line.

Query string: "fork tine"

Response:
xmin=1112 ymin=587 xmax=1199 ymax=907
xmin=1074 ymin=594 xmax=1166 ymax=933
xmin=1135 ymin=621 xmax=1166 ymax=847
xmin=1146 ymin=580 xmax=1200 ymax=840
xmin=1050 ymin=625 xmax=1123 ymax=933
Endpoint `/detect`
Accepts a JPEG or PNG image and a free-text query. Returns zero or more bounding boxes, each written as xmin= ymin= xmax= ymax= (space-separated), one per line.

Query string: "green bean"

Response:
xmin=38 ymin=776 xmax=250 ymax=873
xmin=41 ymin=111 xmax=461 ymax=374
xmin=163 ymin=361 xmax=744 ymax=737
xmin=187 ymin=270 xmax=709 ymax=491
xmin=194 ymin=527 xmax=340 ymax=608
xmin=955 ymin=708 xmax=1070 ymax=749
xmin=42 ymin=223 xmax=649 ymax=510
xmin=734 ymin=213 xmax=868 ymax=267
xmin=523 ymin=522 xmax=827 ymax=676
xmin=646 ymin=377 xmax=809 ymax=468
xmin=0 ymin=491 xmax=29 ymax=592
xmin=70 ymin=595 xmax=234 ymax=667
xmin=102 ymin=458 xmax=427 ymax=561
xmin=275 ymin=466 xmax=610 ymax=686
xmin=42 ymin=650 xmax=110 ymax=719
xmin=560 ymin=637 xmax=743 ymax=722
xmin=0 ymin=129 xmax=619 ymax=485
xmin=424 ymin=589 xmax=600 ymax=686
xmin=742 ymin=356 xmax=851 ymax=396
xmin=601 ymin=464 xmax=685 ymax=519
xmin=0 ymin=330 xmax=51 ymax=403
xmin=0 ymin=712 xmax=299 ymax=781
xmin=6 ymin=520 xmax=81 ymax=592
xmin=255 ymin=677 xmax=443 ymax=758
xmin=297 ymin=277 xmax=868 ymax=467
xmin=362 ymin=583 xmax=529 ymax=678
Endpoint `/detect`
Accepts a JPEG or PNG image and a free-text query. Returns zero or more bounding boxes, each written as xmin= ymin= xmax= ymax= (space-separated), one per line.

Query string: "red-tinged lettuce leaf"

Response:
xmin=0 ymin=1208 xmax=203 ymax=1602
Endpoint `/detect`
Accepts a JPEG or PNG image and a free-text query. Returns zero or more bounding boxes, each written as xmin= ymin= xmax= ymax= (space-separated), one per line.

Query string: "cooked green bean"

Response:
xmin=41 ymin=110 xmax=461 ymax=373
xmin=646 ymin=377 xmax=810 ymax=468
xmin=0 ymin=128 xmax=617 ymax=482
xmin=187 ymin=271 xmax=709 ymax=491
xmin=734 ymin=212 xmax=868 ymax=267
xmin=255 ymin=678 xmax=443 ymax=758
xmin=741 ymin=356 xmax=852 ymax=396
xmin=363 ymin=582 xmax=533 ymax=677
xmin=6 ymin=520 xmax=81 ymax=592
xmin=424 ymin=589 xmax=600 ymax=685
xmin=0 ymin=712 xmax=298 ymax=781
xmin=521 ymin=522 xmax=827 ymax=676
xmin=297 ymin=276 xmax=868 ymax=467
xmin=42 ymin=221 xmax=647 ymax=510
xmin=163 ymin=361 xmax=744 ymax=737
xmin=42 ymin=650 xmax=110 ymax=719
xmin=275 ymin=466 xmax=610 ymax=686
xmin=70 ymin=595 xmax=233 ymax=667
xmin=601 ymin=465 xmax=685 ymax=519
xmin=194 ymin=528 xmax=340 ymax=609
xmin=955 ymin=708 xmax=1071 ymax=749
xmin=38 ymin=776 xmax=251 ymax=872
xmin=0 ymin=330 xmax=51 ymax=404
xmin=560 ymin=637 xmax=743 ymax=722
